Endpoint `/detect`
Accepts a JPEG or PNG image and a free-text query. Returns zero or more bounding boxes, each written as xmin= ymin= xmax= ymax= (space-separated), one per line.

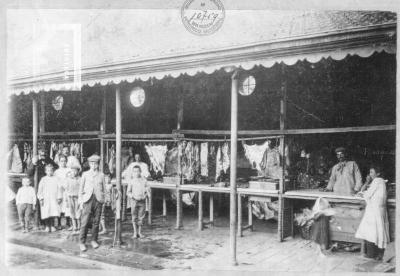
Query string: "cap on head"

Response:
xmin=70 ymin=164 xmax=81 ymax=171
xmin=45 ymin=163 xmax=54 ymax=169
xmin=335 ymin=147 xmax=346 ymax=154
xmin=88 ymin=154 xmax=101 ymax=163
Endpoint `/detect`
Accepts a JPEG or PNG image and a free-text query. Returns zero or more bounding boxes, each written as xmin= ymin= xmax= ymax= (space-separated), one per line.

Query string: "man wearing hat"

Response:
xmin=79 ymin=154 xmax=106 ymax=252
xmin=323 ymin=147 xmax=362 ymax=195
xmin=27 ymin=148 xmax=59 ymax=181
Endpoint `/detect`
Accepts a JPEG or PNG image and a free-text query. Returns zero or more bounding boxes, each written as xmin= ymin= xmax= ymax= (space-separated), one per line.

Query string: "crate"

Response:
xmin=249 ymin=180 xmax=279 ymax=190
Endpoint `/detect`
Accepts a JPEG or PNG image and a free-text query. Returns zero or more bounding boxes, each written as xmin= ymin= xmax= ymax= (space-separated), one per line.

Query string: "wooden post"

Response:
xmin=230 ymin=70 xmax=239 ymax=266
xmin=177 ymin=92 xmax=184 ymax=130
xmin=32 ymin=97 xmax=39 ymax=228
xmin=198 ymin=191 xmax=203 ymax=231
xmin=175 ymin=189 xmax=182 ymax=229
xmin=114 ymin=86 xmax=123 ymax=246
xmin=237 ymin=194 xmax=242 ymax=237
xmin=278 ymin=64 xmax=287 ymax=242
xmin=209 ymin=194 xmax=214 ymax=227
xmin=39 ymin=94 xmax=45 ymax=134
xmin=100 ymin=89 xmax=107 ymax=172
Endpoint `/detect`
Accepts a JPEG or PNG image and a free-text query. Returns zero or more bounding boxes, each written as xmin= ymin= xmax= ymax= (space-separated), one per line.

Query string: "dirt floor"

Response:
xmin=5 ymin=201 xmax=396 ymax=272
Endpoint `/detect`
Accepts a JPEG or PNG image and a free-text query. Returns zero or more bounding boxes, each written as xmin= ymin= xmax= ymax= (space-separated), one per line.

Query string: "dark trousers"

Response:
xmin=17 ymin=203 xmax=33 ymax=228
xmin=80 ymin=195 xmax=103 ymax=244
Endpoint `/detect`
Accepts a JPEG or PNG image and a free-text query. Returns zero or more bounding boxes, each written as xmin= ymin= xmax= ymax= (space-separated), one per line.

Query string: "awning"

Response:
xmin=7 ymin=9 xmax=396 ymax=95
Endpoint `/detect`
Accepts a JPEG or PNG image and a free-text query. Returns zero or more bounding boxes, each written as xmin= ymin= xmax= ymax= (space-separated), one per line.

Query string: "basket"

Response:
xmin=299 ymin=224 xmax=312 ymax=240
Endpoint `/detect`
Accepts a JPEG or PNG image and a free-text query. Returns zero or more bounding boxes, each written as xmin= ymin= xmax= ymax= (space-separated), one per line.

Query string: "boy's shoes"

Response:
xmin=45 ymin=226 xmax=50 ymax=232
xmin=79 ymin=243 xmax=87 ymax=252
xmin=22 ymin=228 xmax=27 ymax=233
xmin=67 ymin=226 xmax=74 ymax=231
xmin=99 ymin=229 xmax=107 ymax=235
xmin=50 ymin=226 xmax=57 ymax=232
xmin=133 ymin=232 xmax=138 ymax=239
xmin=91 ymin=241 xmax=100 ymax=249
xmin=138 ymin=233 xmax=145 ymax=238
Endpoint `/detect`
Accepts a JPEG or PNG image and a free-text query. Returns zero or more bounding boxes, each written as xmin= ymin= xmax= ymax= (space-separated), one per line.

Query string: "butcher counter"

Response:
xmin=282 ymin=189 xmax=396 ymax=243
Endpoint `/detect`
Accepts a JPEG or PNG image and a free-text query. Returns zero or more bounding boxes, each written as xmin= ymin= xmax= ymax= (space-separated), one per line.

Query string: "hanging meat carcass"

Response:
xmin=10 ymin=144 xmax=23 ymax=173
xmin=145 ymin=144 xmax=168 ymax=175
xmin=243 ymin=141 xmax=269 ymax=172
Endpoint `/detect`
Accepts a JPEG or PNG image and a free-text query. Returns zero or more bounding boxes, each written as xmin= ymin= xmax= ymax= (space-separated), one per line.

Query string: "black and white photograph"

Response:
xmin=2 ymin=0 xmax=399 ymax=274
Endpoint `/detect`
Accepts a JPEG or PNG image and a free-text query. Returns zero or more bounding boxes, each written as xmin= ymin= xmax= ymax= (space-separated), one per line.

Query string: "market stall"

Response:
xmin=8 ymin=10 xmax=397 ymax=264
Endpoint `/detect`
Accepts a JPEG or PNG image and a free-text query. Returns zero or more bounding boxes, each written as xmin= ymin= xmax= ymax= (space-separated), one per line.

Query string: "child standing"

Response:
xmin=356 ymin=165 xmax=390 ymax=261
xmin=127 ymin=165 xmax=149 ymax=238
xmin=37 ymin=163 xmax=63 ymax=232
xmin=66 ymin=165 xmax=81 ymax=233
xmin=54 ymin=155 xmax=71 ymax=230
xmin=16 ymin=178 xmax=37 ymax=232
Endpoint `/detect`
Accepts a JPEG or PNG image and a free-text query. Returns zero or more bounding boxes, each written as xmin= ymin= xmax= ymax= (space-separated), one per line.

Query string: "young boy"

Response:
xmin=16 ymin=178 xmax=37 ymax=233
xmin=127 ymin=165 xmax=149 ymax=238
xmin=66 ymin=165 xmax=81 ymax=233
xmin=54 ymin=155 xmax=71 ymax=230
xmin=37 ymin=164 xmax=63 ymax=232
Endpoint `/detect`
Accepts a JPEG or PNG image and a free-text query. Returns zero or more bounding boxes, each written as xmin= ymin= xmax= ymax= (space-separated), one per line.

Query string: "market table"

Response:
xmin=177 ymin=184 xmax=279 ymax=234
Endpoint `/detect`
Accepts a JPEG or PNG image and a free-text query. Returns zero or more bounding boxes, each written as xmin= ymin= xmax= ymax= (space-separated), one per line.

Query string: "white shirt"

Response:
xmin=16 ymin=186 xmax=36 ymax=205
xmin=127 ymin=177 xmax=148 ymax=201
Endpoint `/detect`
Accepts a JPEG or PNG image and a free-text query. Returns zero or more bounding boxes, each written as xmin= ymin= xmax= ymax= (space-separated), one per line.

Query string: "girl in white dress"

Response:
xmin=54 ymin=155 xmax=71 ymax=229
xmin=355 ymin=165 xmax=390 ymax=260
xmin=37 ymin=164 xmax=63 ymax=232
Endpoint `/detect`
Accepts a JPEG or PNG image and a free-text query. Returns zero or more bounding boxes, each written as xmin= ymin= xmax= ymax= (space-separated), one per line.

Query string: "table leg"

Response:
xmin=148 ymin=187 xmax=152 ymax=226
xmin=198 ymin=191 xmax=203 ymax=231
xmin=237 ymin=194 xmax=242 ymax=237
xmin=209 ymin=194 xmax=214 ymax=227
xmin=175 ymin=189 xmax=182 ymax=230
xmin=162 ymin=193 xmax=167 ymax=218
xmin=248 ymin=198 xmax=253 ymax=231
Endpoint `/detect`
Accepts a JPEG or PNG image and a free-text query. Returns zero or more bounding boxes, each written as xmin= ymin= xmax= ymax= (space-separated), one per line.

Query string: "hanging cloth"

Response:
xmin=200 ymin=142 xmax=208 ymax=176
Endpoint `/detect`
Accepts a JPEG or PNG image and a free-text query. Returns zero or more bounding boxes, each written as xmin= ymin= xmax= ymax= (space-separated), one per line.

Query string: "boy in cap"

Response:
xmin=323 ymin=147 xmax=362 ymax=195
xmin=79 ymin=154 xmax=106 ymax=252
xmin=16 ymin=178 xmax=37 ymax=232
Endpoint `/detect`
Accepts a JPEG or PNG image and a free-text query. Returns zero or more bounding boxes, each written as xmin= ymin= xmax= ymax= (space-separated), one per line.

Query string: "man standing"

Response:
xmin=27 ymin=148 xmax=58 ymax=180
xmin=79 ymin=154 xmax=105 ymax=252
xmin=323 ymin=147 xmax=362 ymax=195
xmin=59 ymin=146 xmax=81 ymax=170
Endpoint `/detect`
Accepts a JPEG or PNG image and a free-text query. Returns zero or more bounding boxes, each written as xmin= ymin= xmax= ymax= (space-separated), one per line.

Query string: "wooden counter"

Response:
xmin=282 ymin=189 xmax=396 ymax=243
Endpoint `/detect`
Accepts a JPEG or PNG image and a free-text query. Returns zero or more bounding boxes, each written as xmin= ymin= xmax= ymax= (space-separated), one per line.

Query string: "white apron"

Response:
xmin=355 ymin=177 xmax=390 ymax=249
xmin=37 ymin=176 xmax=62 ymax=219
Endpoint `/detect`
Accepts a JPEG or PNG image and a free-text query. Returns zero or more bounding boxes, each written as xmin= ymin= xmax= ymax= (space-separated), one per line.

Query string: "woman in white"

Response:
xmin=355 ymin=165 xmax=390 ymax=260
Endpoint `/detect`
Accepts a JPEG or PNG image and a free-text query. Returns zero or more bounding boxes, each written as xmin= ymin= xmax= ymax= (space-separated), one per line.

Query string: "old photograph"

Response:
xmin=4 ymin=2 xmax=398 ymax=273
